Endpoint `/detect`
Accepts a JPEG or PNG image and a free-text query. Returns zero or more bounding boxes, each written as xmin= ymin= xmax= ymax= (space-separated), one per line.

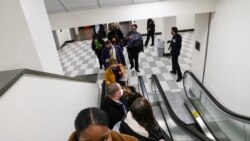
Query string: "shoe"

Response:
xmin=176 ymin=77 xmax=183 ymax=82
xmin=130 ymin=66 xmax=134 ymax=70
xmin=170 ymin=70 xmax=176 ymax=74
xmin=151 ymin=44 xmax=154 ymax=46
xmin=135 ymin=69 xmax=140 ymax=72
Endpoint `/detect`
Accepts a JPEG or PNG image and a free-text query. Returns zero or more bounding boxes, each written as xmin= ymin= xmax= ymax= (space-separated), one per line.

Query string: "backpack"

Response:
xmin=132 ymin=39 xmax=144 ymax=52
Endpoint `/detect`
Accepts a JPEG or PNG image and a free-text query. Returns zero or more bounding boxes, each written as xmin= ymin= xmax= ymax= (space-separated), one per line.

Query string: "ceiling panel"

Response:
xmin=44 ymin=0 xmax=66 ymax=13
xmin=99 ymin=0 xmax=132 ymax=7
xmin=60 ymin=0 xmax=99 ymax=10
xmin=133 ymin=0 xmax=164 ymax=4
xmin=44 ymin=0 xmax=168 ymax=14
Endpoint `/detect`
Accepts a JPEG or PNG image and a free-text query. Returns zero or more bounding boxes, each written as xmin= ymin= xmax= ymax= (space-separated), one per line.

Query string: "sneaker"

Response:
xmin=176 ymin=77 xmax=183 ymax=82
xmin=130 ymin=66 xmax=134 ymax=70
xmin=170 ymin=70 xmax=176 ymax=74
xmin=135 ymin=69 xmax=140 ymax=72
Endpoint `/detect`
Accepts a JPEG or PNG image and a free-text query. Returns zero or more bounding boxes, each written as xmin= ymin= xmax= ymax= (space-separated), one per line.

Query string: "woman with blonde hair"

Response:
xmin=104 ymin=58 xmax=125 ymax=85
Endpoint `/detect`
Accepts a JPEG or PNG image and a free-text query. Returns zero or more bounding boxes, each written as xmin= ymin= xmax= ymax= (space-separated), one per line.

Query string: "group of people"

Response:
xmin=92 ymin=21 xmax=183 ymax=82
xmin=68 ymin=82 xmax=171 ymax=141
xmin=92 ymin=23 xmax=143 ymax=72
xmin=67 ymin=22 xmax=184 ymax=141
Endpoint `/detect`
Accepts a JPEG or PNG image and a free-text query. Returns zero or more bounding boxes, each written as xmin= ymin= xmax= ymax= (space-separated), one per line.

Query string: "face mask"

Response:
xmin=112 ymin=66 xmax=118 ymax=72
xmin=120 ymin=89 xmax=124 ymax=96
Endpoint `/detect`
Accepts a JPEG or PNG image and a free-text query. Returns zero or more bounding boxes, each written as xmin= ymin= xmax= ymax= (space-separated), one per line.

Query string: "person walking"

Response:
xmin=91 ymin=34 xmax=105 ymax=69
xmin=126 ymin=24 xmax=143 ymax=72
xmin=145 ymin=18 xmax=155 ymax=47
xmin=167 ymin=27 xmax=183 ymax=82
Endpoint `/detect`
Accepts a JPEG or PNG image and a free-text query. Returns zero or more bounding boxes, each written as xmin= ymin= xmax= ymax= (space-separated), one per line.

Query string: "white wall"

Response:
xmin=163 ymin=17 xmax=177 ymax=54
xmin=20 ymin=0 xmax=63 ymax=75
xmin=191 ymin=13 xmax=210 ymax=81
xmin=48 ymin=0 xmax=216 ymax=30
xmin=176 ymin=14 xmax=195 ymax=30
xmin=0 ymin=75 xmax=99 ymax=141
xmin=204 ymin=0 xmax=250 ymax=116
xmin=0 ymin=0 xmax=42 ymax=71
xmin=56 ymin=29 xmax=72 ymax=46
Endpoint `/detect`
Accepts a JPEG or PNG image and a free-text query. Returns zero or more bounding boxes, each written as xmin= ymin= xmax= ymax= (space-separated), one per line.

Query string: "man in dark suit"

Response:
xmin=167 ymin=27 xmax=183 ymax=82
xmin=100 ymin=83 xmax=128 ymax=129
xmin=101 ymin=40 xmax=126 ymax=69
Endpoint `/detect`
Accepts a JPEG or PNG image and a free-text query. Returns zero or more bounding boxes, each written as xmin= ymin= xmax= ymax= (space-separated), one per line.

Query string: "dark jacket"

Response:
xmin=100 ymin=96 xmax=128 ymax=129
xmin=68 ymin=130 xmax=139 ymax=141
xmin=93 ymin=24 xmax=106 ymax=38
xmin=147 ymin=23 xmax=155 ymax=34
xmin=91 ymin=38 xmax=105 ymax=54
xmin=108 ymin=29 xmax=124 ymax=41
xmin=126 ymin=31 xmax=143 ymax=52
xmin=119 ymin=112 xmax=171 ymax=141
xmin=170 ymin=33 xmax=182 ymax=54
xmin=101 ymin=45 xmax=126 ymax=68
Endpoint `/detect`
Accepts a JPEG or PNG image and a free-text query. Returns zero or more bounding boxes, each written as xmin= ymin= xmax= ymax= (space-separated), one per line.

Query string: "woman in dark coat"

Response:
xmin=145 ymin=18 xmax=155 ymax=47
xmin=91 ymin=34 xmax=105 ymax=69
xmin=119 ymin=97 xmax=171 ymax=141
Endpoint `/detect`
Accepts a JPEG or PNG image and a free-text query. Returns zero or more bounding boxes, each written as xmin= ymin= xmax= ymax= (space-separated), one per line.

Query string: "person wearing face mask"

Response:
xmin=101 ymin=83 xmax=129 ymax=129
xmin=102 ymin=40 xmax=126 ymax=70
xmin=104 ymin=58 xmax=125 ymax=86
xmin=126 ymin=24 xmax=143 ymax=72
xmin=167 ymin=27 xmax=183 ymax=82
xmin=68 ymin=107 xmax=138 ymax=141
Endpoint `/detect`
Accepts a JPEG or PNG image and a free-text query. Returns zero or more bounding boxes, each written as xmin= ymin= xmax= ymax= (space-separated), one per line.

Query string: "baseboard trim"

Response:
xmin=178 ymin=29 xmax=194 ymax=32
xmin=61 ymin=40 xmax=75 ymax=48
xmin=142 ymin=32 xmax=162 ymax=36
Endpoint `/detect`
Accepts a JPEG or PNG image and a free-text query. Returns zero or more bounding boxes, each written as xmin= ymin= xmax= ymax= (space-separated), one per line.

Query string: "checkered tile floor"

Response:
xmin=58 ymin=32 xmax=194 ymax=94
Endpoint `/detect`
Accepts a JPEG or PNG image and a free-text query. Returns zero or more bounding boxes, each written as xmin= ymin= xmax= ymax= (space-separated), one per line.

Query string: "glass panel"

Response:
xmin=183 ymin=72 xmax=250 ymax=141
xmin=151 ymin=78 xmax=200 ymax=141
xmin=204 ymin=96 xmax=245 ymax=141
xmin=245 ymin=123 xmax=250 ymax=141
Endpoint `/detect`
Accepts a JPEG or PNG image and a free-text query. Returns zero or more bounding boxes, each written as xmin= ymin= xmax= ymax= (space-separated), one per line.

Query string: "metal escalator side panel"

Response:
xmin=151 ymin=74 xmax=213 ymax=141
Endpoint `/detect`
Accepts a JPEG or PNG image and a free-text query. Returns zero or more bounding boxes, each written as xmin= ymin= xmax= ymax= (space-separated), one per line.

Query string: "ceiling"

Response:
xmin=44 ymin=0 xmax=166 ymax=14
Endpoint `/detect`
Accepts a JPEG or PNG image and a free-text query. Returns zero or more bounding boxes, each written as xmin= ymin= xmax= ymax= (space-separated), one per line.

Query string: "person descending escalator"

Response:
xmin=120 ymin=97 xmax=171 ymax=141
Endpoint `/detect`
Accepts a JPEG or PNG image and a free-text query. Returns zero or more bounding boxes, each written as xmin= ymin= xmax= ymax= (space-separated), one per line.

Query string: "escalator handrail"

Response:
xmin=100 ymin=80 xmax=106 ymax=107
xmin=183 ymin=71 xmax=250 ymax=123
xmin=138 ymin=75 xmax=174 ymax=141
xmin=151 ymin=74 xmax=213 ymax=141
xmin=138 ymin=76 xmax=147 ymax=97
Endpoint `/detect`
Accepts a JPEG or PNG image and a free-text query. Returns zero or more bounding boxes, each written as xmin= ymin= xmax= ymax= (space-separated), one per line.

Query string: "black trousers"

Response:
xmin=128 ymin=50 xmax=139 ymax=70
xmin=96 ymin=51 xmax=103 ymax=68
xmin=171 ymin=50 xmax=182 ymax=78
xmin=145 ymin=33 xmax=154 ymax=46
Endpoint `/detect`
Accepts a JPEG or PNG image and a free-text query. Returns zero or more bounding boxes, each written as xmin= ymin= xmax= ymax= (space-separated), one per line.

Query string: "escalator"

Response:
xmin=138 ymin=71 xmax=250 ymax=141
xmin=138 ymin=75 xmax=212 ymax=141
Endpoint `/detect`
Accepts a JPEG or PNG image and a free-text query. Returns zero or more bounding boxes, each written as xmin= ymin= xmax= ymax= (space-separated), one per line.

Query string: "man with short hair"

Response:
xmin=167 ymin=27 xmax=183 ymax=82
xmin=126 ymin=24 xmax=143 ymax=72
xmin=101 ymin=40 xmax=126 ymax=69
xmin=100 ymin=83 xmax=128 ymax=129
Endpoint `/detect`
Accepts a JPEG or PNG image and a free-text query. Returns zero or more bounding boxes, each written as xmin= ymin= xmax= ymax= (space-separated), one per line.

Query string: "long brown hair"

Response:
xmin=130 ymin=97 xmax=156 ymax=129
